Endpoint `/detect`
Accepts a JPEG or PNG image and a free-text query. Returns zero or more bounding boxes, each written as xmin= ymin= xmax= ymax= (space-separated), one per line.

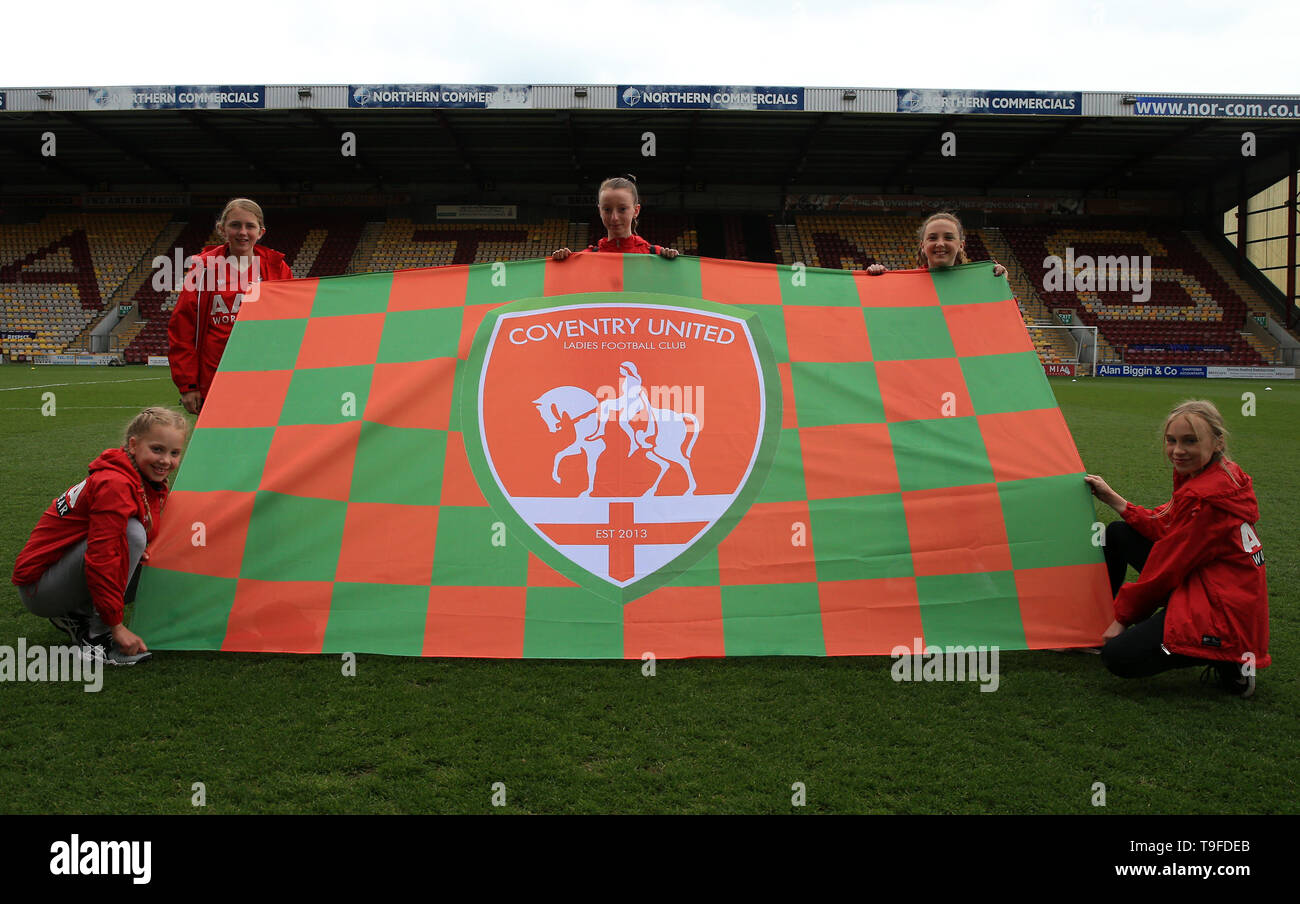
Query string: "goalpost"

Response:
xmin=1033 ymin=324 xmax=1099 ymax=377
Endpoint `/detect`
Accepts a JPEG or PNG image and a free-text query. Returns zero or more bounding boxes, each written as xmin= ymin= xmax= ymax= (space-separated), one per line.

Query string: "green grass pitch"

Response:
xmin=0 ymin=365 xmax=1295 ymax=813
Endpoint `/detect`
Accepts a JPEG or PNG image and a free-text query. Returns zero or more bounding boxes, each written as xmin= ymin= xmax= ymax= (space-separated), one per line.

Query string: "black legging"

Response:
xmin=1099 ymin=521 xmax=1206 ymax=678
xmin=1104 ymin=520 xmax=1151 ymax=597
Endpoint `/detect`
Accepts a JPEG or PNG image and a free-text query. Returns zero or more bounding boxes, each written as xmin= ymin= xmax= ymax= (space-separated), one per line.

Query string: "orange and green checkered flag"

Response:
xmin=132 ymin=254 xmax=1112 ymax=657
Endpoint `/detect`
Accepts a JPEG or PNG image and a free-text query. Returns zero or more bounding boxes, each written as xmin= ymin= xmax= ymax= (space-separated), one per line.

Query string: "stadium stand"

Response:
xmin=764 ymin=213 xmax=1184 ymax=370
xmin=366 ymin=219 xmax=570 ymax=270
xmin=362 ymin=215 xmax=699 ymax=272
xmin=0 ymin=213 xmax=169 ymax=360
xmin=976 ymin=225 xmax=1088 ymax=365
xmin=1000 ymin=224 xmax=1271 ymax=366
xmin=304 ymin=218 xmax=364 ymax=278
xmin=570 ymin=213 xmax=701 ymax=257
xmin=120 ymin=218 xmax=221 ymax=364
xmin=723 ymin=216 xmax=747 ymax=260
xmin=772 ymin=214 xmax=1024 ymax=273
xmin=118 ymin=212 xmax=366 ymax=363
xmin=0 ymin=207 xmax=1284 ymax=373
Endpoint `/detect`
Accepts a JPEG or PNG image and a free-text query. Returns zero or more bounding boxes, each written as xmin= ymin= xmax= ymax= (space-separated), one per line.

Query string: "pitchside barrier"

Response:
xmin=1096 ymin=364 xmax=1297 ymax=378
xmin=1034 ymin=324 xmax=1097 ymax=377
xmin=29 ymin=353 xmax=122 ymax=366
xmin=1206 ymin=365 xmax=1297 ymax=379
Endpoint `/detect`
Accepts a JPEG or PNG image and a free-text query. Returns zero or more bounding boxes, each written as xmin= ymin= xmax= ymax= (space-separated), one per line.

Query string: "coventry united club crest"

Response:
xmin=463 ymin=292 xmax=781 ymax=603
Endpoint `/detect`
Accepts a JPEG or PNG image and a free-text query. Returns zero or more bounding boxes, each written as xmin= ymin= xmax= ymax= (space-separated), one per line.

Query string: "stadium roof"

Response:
xmin=3 ymin=85 xmax=1299 ymax=211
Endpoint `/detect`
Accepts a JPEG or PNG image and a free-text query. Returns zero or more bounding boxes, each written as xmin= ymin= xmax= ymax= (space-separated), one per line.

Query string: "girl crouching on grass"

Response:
xmin=1085 ymin=400 xmax=1269 ymax=696
xmin=11 ymin=407 xmax=188 ymax=665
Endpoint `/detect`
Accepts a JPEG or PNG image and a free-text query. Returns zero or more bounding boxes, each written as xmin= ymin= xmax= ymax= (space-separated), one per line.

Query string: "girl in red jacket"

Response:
xmin=12 ymin=407 xmax=188 ymax=665
xmin=168 ymin=198 xmax=294 ymax=415
xmin=552 ymin=175 xmax=681 ymax=260
xmin=1085 ymin=400 xmax=1269 ymax=697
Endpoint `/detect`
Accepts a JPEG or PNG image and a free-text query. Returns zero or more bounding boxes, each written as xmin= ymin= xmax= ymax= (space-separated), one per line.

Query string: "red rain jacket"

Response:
xmin=12 ymin=448 xmax=168 ymax=627
xmin=592 ymin=235 xmax=664 ymax=255
xmin=167 ymin=243 xmax=293 ymax=399
xmin=1115 ymin=459 xmax=1270 ymax=667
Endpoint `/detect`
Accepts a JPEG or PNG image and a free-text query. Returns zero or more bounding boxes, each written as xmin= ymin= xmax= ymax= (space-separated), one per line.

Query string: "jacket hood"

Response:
xmin=196 ymin=243 xmax=285 ymax=265
xmin=90 ymin=447 xmax=145 ymax=485
xmin=1173 ymin=458 xmax=1259 ymax=523
xmin=90 ymin=446 xmax=170 ymax=492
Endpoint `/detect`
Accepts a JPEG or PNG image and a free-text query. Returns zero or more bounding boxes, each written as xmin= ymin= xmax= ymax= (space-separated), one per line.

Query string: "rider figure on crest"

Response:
xmin=586 ymin=361 xmax=658 ymax=456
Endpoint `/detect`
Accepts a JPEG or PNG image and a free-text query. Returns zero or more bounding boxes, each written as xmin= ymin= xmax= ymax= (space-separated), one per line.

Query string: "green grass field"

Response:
xmin=0 ymin=365 xmax=1295 ymax=814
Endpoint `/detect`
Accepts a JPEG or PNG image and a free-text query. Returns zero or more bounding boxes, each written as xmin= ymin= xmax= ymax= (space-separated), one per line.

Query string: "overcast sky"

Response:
xmin=3 ymin=0 xmax=1296 ymax=94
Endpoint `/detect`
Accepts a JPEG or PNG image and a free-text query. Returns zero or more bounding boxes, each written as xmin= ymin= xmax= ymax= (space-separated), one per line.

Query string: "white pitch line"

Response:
xmin=0 ymin=377 xmax=167 ymax=392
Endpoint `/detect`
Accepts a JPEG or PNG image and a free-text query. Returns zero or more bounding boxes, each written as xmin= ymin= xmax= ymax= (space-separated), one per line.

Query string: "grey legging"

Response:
xmin=16 ymin=518 xmax=146 ymax=635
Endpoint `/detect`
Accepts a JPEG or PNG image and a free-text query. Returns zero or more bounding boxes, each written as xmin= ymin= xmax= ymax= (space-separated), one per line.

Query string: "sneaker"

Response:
xmin=1200 ymin=662 xmax=1254 ymax=698
xmin=81 ymin=634 xmax=152 ymax=667
xmin=49 ymin=614 xmax=89 ymax=645
xmin=106 ymin=646 xmax=153 ymax=665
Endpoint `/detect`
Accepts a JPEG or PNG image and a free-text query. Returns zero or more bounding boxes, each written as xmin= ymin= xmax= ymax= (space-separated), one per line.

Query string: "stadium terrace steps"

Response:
xmin=562 ymin=213 xmax=701 ymax=258
xmin=123 ymin=218 xmax=219 ymax=364
xmin=565 ymin=222 xmax=589 ymax=253
xmin=0 ymin=212 xmax=169 ymax=359
xmin=307 ymin=219 xmax=363 ymax=278
xmin=789 ymin=215 xmax=913 ymax=271
xmin=1028 ymin=324 xmax=1080 ymax=366
xmin=628 ymin=213 xmax=699 ymax=256
xmin=981 ymin=225 xmax=1096 ymax=369
xmin=723 ymin=216 xmax=746 ymax=260
xmin=112 ymin=308 xmax=147 ymax=355
xmin=290 ymin=228 xmax=329 ymax=278
xmin=99 ymin=220 xmax=189 ymax=355
xmin=1185 ymin=231 xmax=1289 ymax=355
xmin=978 ymin=226 xmax=1050 ymax=318
xmin=1242 ymin=331 xmax=1281 ymax=365
xmin=350 ymin=221 xmax=387 ymax=274
xmin=370 ymin=218 xmax=571 ymax=270
xmin=1095 ymin=332 xmax=1122 ymax=364
xmin=770 ymin=223 xmax=805 ymax=266
xmin=1000 ymin=224 xmax=1267 ymax=367
xmin=1186 ymin=230 xmax=1278 ymax=309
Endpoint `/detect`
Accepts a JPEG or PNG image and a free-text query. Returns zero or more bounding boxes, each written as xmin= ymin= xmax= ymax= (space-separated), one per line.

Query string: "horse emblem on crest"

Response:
xmin=533 ymin=361 xmax=701 ymax=498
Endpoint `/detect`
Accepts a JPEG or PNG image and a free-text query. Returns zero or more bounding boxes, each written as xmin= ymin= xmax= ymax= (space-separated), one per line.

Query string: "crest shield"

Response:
xmin=464 ymin=292 xmax=781 ymax=603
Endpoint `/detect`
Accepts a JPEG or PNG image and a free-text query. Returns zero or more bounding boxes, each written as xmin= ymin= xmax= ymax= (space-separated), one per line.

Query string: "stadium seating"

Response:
xmin=723 ymin=216 xmax=747 ymax=260
xmin=0 ymin=213 xmax=169 ymax=359
xmin=302 ymin=218 xmax=364 ymax=278
xmin=770 ymin=215 xmax=916 ymax=271
xmin=1000 ymin=224 xmax=1267 ymax=366
xmin=2 ymin=208 xmax=1282 ymax=373
xmin=119 ymin=213 xmax=366 ymax=363
xmin=771 ymin=214 xmax=1025 ymax=273
xmin=120 ymin=219 xmax=220 ymax=364
xmin=563 ymin=213 xmax=701 ymax=258
xmin=367 ymin=219 xmax=571 ymax=270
